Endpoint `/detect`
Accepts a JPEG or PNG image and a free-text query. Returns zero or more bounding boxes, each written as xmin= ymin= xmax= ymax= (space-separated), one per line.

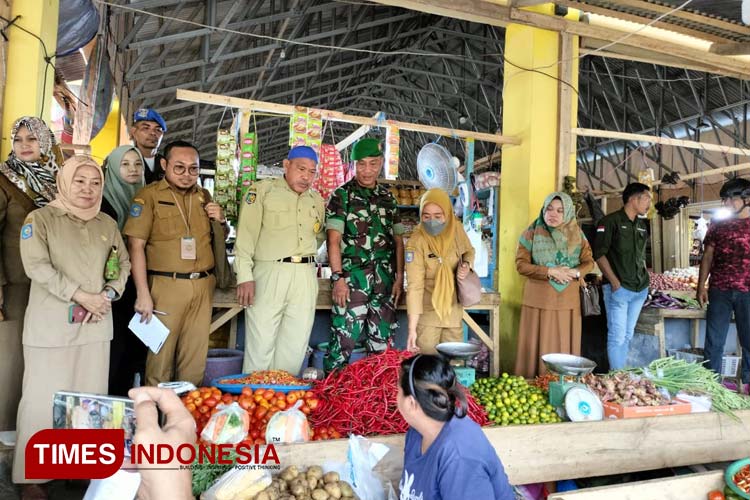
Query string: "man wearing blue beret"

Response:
xmin=131 ymin=108 xmax=167 ymax=183
xmin=235 ymin=146 xmax=325 ymax=374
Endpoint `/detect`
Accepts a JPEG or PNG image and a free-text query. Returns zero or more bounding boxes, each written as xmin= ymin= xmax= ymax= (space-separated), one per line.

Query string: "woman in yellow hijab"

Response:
xmin=405 ymin=188 xmax=475 ymax=354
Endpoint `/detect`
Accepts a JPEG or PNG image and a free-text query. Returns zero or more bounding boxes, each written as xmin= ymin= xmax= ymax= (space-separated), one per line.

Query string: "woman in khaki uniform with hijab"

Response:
xmin=12 ymin=156 xmax=130 ymax=498
xmin=0 ymin=117 xmax=59 ymax=431
xmin=405 ymin=189 xmax=475 ymax=355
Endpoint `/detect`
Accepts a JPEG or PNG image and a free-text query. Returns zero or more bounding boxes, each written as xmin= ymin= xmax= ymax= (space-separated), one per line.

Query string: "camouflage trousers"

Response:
xmin=324 ymin=261 xmax=398 ymax=372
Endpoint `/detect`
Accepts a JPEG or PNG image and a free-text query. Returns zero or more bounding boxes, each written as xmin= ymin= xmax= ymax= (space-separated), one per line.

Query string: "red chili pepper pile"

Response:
xmin=309 ymin=349 xmax=488 ymax=437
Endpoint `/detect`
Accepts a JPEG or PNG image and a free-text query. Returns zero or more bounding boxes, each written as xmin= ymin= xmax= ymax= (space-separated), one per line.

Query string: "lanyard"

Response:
xmin=170 ymin=190 xmax=193 ymax=235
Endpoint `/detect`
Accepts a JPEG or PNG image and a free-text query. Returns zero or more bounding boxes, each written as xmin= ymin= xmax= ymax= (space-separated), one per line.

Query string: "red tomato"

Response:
xmin=286 ymin=393 xmax=299 ymax=405
xmin=198 ymin=406 xmax=209 ymax=414
xmin=241 ymin=387 xmax=253 ymax=397
xmin=191 ymin=410 xmax=201 ymax=420
xmin=305 ymin=398 xmax=319 ymax=411
xmin=330 ymin=430 xmax=342 ymax=439
xmin=262 ymin=389 xmax=275 ymax=401
xmin=305 ymin=391 xmax=314 ymax=399
xmin=254 ymin=407 xmax=268 ymax=420
xmin=189 ymin=390 xmax=201 ymax=399
xmin=204 ymin=397 xmax=218 ymax=408
xmin=276 ymin=399 xmax=287 ymax=410
xmin=221 ymin=394 xmax=233 ymax=404
xmin=300 ymin=406 xmax=311 ymax=415
xmin=707 ymin=491 xmax=725 ymax=500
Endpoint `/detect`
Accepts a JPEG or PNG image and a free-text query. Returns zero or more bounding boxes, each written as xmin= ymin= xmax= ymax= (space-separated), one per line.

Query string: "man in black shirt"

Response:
xmin=131 ymin=108 xmax=166 ymax=183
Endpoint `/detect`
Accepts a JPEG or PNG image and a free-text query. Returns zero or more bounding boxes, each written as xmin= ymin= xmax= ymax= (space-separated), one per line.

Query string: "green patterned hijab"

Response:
xmin=103 ymin=146 xmax=145 ymax=230
xmin=519 ymin=192 xmax=584 ymax=291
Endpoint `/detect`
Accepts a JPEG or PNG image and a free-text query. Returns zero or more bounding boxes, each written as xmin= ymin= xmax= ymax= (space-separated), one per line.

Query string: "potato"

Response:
xmin=307 ymin=476 xmax=319 ymax=490
xmin=338 ymin=481 xmax=354 ymax=497
xmin=266 ymin=487 xmax=280 ymax=500
xmin=311 ymin=489 xmax=330 ymax=500
xmin=306 ymin=466 xmax=324 ymax=480
xmin=324 ymin=483 xmax=342 ymax=499
xmin=323 ymin=472 xmax=340 ymax=484
xmin=289 ymin=482 xmax=306 ymax=497
xmin=256 ymin=492 xmax=270 ymax=500
xmin=278 ymin=480 xmax=288 ymax=492
xmin=280 ymin=466 xmax=300 ymax=481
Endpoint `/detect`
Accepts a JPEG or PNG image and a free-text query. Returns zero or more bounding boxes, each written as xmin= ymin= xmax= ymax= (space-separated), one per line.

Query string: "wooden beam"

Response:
xmin=549 ymin=471 xmax=725 ymax=500
xmin=274 ymin=410 xmax=750 ymax=486
xmin=557 ymin=32 xmax=575 ymax=190
xmin=458 ymin=152 xmax=501 ymax=173
xmin=513 ymin=0 xmax=550 ymax=7
xmin=580 ymin=39 xmax=750 ymax=80
xmin=556 ymin=0 xmax=728 ymax=44
xmin=612 ymin=0 xmax=750 ymax=39
xmin=709 ymin=41 xmax=750 ymax=56
xmin=573 ymin=128 xmax=750 ymax=157
xmin=596 ymin=162 xmax=750 ymax=197
xmin=176 ymin=89 xmax=520 ymax=145
xmin=367 ymin=0 xmax=750 ymax=78
xmin=462 ymin=311 xmax=494 ymax=351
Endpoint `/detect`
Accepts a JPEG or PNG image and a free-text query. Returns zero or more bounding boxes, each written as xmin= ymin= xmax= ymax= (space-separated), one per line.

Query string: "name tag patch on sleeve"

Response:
xmin=130 ymin=203 xmax=143 ymax=217
xmin=21 ymin=223 xmax=32 ymax=239
xmin=245 ymin=191 xmax=257 ymax=204
xmin=405 ymin=250 xmax=414 ymax=263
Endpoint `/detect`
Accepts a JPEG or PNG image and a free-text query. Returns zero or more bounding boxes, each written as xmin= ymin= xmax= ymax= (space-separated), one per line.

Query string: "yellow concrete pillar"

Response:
xmin=498 ymin=5 xmax=579 ymax=371
xmin=1 ymin=0 xmax=59 ymax=158
xmin=90 ymin=98 xmax=123 ymax=163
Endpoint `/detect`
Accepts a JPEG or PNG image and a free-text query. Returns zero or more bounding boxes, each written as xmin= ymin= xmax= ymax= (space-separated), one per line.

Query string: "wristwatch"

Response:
xmin=330 ymin=272 xmax=343 ymax=283
xmin=104 ymin=287 xmax=117 ymax=300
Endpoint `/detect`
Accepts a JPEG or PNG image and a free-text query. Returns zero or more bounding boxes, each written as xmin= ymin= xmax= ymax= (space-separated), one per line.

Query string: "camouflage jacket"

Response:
xmin=326 ymin=179 xmax=405 ymax=269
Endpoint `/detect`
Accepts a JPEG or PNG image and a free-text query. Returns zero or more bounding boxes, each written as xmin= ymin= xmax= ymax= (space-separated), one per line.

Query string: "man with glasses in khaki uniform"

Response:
xmin=235 ymin=146 xmax=325 ymax=374
xmin=124 ymin=140 xmax=225 ymax=386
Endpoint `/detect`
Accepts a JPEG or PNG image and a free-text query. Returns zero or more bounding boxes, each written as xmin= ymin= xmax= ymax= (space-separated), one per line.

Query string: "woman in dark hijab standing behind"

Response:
xmin=101 ymin=145 xmax=146 ymax=395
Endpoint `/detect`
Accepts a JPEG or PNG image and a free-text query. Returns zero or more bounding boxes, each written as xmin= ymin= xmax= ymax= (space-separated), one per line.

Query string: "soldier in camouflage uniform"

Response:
xmin=324 ymin=138 xmax=405 ymax=372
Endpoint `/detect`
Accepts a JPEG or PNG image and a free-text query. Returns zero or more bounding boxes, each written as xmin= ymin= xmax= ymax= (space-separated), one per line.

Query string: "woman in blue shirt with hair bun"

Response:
xmin=397 ymin=354 xmax=514 ymax=500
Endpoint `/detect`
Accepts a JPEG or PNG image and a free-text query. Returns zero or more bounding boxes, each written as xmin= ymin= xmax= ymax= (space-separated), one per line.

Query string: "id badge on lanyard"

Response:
xmin=172 ymin=191 xmax=197 ymax=260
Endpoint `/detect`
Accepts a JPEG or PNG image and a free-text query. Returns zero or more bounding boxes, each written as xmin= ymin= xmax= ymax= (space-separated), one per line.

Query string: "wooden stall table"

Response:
xmin=635 ymin=307 xmax=706 ymax=359
xmin=273 ymin=409 xmax=750 ymax=487
xmin=548 ymin=471 xmax=725 ymax=500
xmin=211 ymin=280 xmax=503 ymax=375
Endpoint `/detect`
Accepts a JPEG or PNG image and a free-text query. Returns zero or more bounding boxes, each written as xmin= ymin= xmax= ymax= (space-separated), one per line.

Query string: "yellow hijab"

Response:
xmin=413 ymin=188 xmax=457 ymax=322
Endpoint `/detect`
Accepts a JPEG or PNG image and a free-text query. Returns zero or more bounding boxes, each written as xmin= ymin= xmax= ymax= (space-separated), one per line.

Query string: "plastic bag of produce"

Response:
xmin=324 ymin=435 xmax=394 ymax=500
xmin=201 ymin=402 xmax=250 ymax=444
xmin=265 ymin=400 xmax=311 ymax=444
xmin=201 ymin=466 xmax=272 ymax=500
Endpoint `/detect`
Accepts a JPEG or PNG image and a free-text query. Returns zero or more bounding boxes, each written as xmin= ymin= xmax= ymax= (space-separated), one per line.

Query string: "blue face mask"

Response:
xmin=423 ymin=219 xmax=446 ymax=236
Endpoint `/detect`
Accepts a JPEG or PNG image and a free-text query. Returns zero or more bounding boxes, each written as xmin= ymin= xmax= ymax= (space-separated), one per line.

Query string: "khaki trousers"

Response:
xmin=416 ymin=323 xmax=463 ymax=355
xmin=0 ymin=282 xmax=29 ymax=430
xmin=243 ymin=261 xmax=317 ymax=375
xmin=146 ymin=274 xmax=215 ymax=386
xmin=13 ymin=342 xmax=109 ymax=484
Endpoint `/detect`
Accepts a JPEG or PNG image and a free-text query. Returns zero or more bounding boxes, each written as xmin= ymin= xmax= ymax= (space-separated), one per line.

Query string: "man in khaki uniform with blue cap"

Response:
xmin=235 ymin=146 xmax=325 ymax=374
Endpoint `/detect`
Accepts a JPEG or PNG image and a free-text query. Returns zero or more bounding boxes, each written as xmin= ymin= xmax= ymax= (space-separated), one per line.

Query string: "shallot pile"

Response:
xmin=649 ymin=271 xmax=692 ymax=291
xmin=582 ymin=373 xmax=670 ymax=407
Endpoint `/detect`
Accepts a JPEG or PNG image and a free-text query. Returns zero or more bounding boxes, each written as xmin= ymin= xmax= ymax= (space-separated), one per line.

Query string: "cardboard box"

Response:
xmin=603 ymin=399 xmax=692 ymax=419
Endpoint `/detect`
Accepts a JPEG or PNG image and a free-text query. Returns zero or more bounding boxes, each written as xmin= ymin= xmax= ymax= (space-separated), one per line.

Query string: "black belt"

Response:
xmin=149 ymin=269 xmax=214 ymax=280
xmin=279 ymin=256 xmax=315 ymax=264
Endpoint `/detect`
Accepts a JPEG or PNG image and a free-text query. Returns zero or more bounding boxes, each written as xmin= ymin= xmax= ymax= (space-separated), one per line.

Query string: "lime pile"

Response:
xmin=471 ymin=373 xmax=562 ymax=426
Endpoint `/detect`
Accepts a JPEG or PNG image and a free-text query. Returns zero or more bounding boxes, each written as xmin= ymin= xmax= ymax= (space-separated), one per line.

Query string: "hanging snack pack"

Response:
xmin=238 ymin=132 xmax=258 ymax=202
xmin=384 ymin=122 xmax=400 ymax=180
xmin=288 ymin=107 xmax=323 ymax=157
xmin=312 ymin=144 xmax=345 ymax=201
xmin=215 ymin=129 xmax=238 ymax=224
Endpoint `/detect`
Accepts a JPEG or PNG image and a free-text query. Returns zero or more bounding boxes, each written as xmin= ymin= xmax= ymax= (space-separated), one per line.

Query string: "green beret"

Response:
xmin=351 ymin=138 xmax=383 ymax=161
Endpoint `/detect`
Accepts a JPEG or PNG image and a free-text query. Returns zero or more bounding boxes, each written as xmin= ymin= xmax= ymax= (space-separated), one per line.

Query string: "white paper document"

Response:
xmin=128 ymin=313 xmax=169 ymax=354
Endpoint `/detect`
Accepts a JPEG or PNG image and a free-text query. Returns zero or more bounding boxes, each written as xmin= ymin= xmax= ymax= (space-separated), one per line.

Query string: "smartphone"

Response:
xmin=68 ymin=304 xmax=88 ymax=323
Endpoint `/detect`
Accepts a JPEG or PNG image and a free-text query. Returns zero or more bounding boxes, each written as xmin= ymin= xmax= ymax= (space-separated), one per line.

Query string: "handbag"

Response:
xmin=580 ymin=281 xmax=601 ymax=316
xmin=210 ymin=220 xmax=236 ymax=290
xmin=456 ymin=268 xmax=482 ymax=307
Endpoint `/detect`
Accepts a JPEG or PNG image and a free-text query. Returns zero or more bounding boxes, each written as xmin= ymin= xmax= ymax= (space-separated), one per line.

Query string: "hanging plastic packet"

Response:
xmin=104 ymin=246 xmax=120 ymax=280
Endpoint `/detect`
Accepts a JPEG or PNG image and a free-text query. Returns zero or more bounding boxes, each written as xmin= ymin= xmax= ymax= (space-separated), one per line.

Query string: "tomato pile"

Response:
xmin=310 ymin=425 xmax=342 ymax=441
xmin=733 ymin=464 xmax=750 ymax=494
xmin=218 ymin=369 xmax=309 ymax=386
xmin=182 ymin=386 xmax=327 ymax=445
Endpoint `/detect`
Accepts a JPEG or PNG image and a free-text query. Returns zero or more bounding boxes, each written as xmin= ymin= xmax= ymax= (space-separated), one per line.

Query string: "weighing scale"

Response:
xmin=541 ymin=353 xmax=604 ymax=422
xmin=436 ymin=342 xmax=481 ymax=387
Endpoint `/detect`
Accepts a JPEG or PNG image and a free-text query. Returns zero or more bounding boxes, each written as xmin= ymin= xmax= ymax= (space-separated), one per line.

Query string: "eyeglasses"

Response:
xmin=172 ymin=165 xmax=200 ymax=176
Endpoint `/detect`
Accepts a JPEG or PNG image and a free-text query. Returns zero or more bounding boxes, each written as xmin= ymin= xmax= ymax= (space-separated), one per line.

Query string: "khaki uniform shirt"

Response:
xmin=405 ymin=226 xmax=475 ymax=328
xmin=20 ymin=206 xmax=131 ymax=347
xmin=235 ymin=177 xmax=325 ymax=283
xmin=123 ymin=179 xmax=214 ymax=273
